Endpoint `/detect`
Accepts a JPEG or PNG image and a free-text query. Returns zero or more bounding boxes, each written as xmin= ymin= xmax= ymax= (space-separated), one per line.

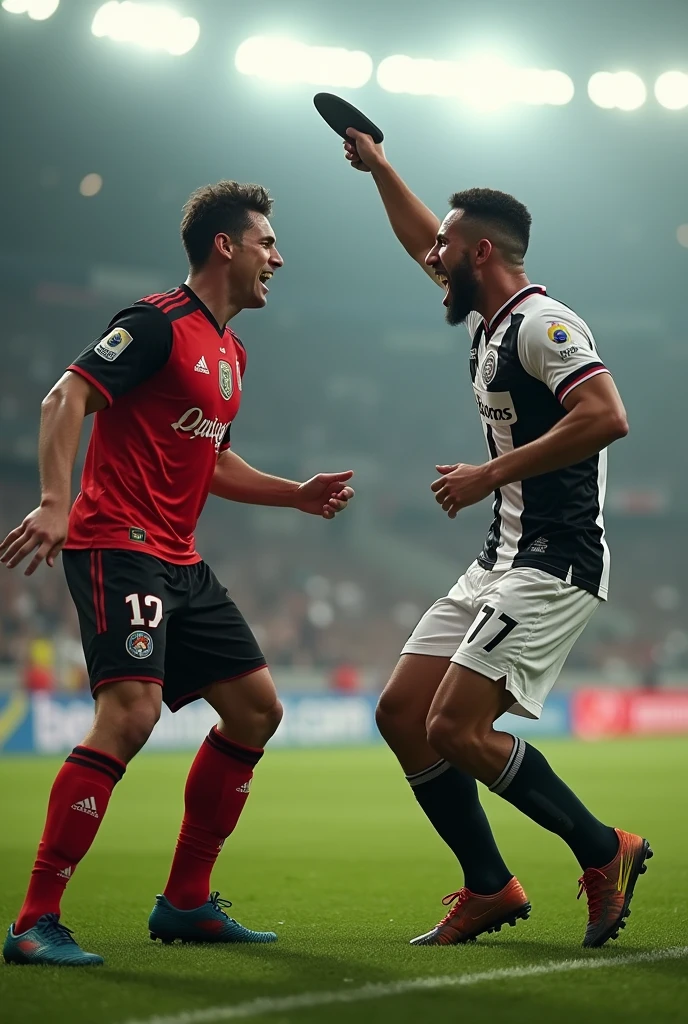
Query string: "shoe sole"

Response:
xmin=150 ymin=931 xmax=277 ymax=945
xmin=584 ymin=839 xmax=654 ymax=948
xmin=410 ymin=901 xmax=532 ymax=945
xmin=4 ymin=955 xmax=103 ymax=966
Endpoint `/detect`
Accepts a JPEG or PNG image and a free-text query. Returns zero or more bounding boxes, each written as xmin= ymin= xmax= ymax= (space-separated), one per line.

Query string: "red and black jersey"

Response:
xmin=65 ymin=284 xmax=246 ymax=564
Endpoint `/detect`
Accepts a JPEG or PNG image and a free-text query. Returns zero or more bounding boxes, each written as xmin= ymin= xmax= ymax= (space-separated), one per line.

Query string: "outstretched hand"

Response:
xmin=294 ymin=471 xmax=355 ymax=520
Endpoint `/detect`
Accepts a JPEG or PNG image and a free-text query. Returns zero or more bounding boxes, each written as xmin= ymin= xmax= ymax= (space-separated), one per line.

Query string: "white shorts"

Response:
xmin=401 ymin=560 xmax=600 ymax=719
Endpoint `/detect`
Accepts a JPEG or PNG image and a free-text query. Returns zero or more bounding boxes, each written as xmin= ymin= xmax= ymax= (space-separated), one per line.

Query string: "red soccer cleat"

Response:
xmin=577 ymin=828 xmax=653 ymax=948
xmin=409 ymin=877 xmax=531 ymax=946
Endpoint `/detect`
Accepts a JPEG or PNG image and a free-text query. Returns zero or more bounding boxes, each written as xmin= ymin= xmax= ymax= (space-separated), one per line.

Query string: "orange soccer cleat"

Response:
xmin=409 ymin=877 xmax=531 ymax=946
xmin=577 ymin=828 xmax=653 ymax=948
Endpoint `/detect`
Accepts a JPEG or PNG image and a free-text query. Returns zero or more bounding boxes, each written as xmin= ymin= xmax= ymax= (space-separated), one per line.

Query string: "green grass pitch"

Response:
xmin=1 ymin=738 xmax=687 ymax=1024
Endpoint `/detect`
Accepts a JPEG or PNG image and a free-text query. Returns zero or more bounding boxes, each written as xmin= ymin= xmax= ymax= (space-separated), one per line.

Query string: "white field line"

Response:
xmin=122 ymin=945 xmax=688 ymax=1024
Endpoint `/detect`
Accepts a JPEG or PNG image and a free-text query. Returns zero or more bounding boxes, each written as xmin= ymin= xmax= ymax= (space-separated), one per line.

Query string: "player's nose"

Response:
xmin=270 ymin=249 xmax=284 ymax=269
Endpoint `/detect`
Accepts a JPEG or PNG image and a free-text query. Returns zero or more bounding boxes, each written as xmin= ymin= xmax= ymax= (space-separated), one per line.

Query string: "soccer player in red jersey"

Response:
xmin=1 ymin=181 xmax=354 ymax=966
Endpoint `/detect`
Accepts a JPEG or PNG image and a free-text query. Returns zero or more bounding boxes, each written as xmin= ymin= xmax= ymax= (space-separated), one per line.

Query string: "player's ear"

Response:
xmin=475 ymin=238 xmax=493 ymax=265
xmin=214 ymin=233 xmax=234 ymax=261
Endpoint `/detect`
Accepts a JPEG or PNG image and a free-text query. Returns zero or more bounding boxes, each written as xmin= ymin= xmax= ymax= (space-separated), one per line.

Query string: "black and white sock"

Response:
xmin=407 ymin=759 xmax=513 ymax=895
xmin=490 ymin=737 xmax=618 ymax=870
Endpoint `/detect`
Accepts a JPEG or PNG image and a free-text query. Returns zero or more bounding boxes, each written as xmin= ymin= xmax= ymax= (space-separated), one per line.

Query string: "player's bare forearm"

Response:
xmin=486 ymin=393 xmax=628 ymax=490
xmin=0 ymin=371 xmax=98 ymax=574
xmin=211 ymin=451 xmax=300 ymax=507
xmin=38 ymin=374 xmax=92 ymax=511
xmin=370 ymin=162 xmax=441 ymax=277
xmin=211 ymin=452 xmax=354 ymax=520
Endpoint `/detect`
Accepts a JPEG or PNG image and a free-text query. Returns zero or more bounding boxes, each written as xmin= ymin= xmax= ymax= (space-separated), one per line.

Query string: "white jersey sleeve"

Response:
xmin=518 ymin=307 xmax=609 ymax=404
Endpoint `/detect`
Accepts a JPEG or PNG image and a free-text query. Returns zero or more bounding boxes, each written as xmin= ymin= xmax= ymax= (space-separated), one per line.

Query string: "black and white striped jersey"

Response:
xmin=466 ymin=284 xmax=611 ymax=600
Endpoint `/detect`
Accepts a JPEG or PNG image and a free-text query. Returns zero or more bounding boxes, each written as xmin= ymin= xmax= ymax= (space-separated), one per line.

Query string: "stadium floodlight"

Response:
xmin=655 ymin=71 xmax=688 ymax=110
xmin=91 ymin=2 xmax=200 ymax=56
xmin=377 ymin=54 xmax=573 ymax=108
xmin=79 ymin=173 xmax=103 ymax=197
xmin=1 ymin=0 xmax=59 ymax=19
xmin=588 ymin=71 xmax=646 ymax=110
xmin=235 ymin=36 xmax=373 ymax=89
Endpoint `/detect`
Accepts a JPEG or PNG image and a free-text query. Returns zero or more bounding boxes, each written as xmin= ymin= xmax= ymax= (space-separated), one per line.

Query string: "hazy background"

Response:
xmin=1 ymin=0 xmax=687 ymax=695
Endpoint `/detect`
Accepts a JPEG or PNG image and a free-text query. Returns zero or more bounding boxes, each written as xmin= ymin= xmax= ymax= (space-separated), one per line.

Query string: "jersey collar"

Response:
xmin=483 ymin=284 xmax=547 ymax=340
xmin=180 ymin=284 xmax=226 ymax=337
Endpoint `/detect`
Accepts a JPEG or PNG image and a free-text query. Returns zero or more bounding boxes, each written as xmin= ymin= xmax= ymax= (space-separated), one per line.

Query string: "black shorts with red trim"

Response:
xmin=62 ymin=549 xmax=267 ymax=711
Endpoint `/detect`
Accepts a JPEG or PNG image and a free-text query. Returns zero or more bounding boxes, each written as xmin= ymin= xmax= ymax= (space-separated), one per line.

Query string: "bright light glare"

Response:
xmin=235 ymin=37 xmax=373 ymax=89
xmin=79 ymin=173 xmax=103 ymax=197
xmin=588 ymin=71 xmax=646 ymax=110
xmin=2 ymin=0 xmax=59 ymax=18
xmin=677 ymin=225 xmax=688 ymax=248
xmin=376 ymin=54 xmax=573 ymax=108
xmin=91 ymin=2 xmax=199 ymax=56
xmin=655 ymin=71 xmax=688 ymax=110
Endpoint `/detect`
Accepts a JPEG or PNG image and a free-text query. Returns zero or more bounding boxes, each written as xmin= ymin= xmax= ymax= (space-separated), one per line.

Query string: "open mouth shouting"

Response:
xmin=435 ymin=268 xmax=450 ymax=307
xmin=258 ymin=270 xmax=273 ymax=294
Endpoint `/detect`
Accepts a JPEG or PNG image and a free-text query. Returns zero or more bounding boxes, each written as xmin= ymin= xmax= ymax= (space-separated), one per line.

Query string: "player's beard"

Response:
xmin=445 ymin=255 xmax=480 ymax=327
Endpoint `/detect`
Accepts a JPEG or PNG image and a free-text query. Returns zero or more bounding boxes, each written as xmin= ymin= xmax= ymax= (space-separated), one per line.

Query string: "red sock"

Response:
xmin=163 ymin=726 xmax=263 ymax=910
xmin=15 ymin=745 xmax=126 ymax=934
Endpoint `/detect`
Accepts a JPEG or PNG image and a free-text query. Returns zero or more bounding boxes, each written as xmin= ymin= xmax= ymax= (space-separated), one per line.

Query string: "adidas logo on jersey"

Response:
xmin=72 ymin=797 xmax=99 ymax=818
xmin=236 ymin=781 xmax=251 ymax=794
xmin=194 ymin=356 xmax=210 ymax=374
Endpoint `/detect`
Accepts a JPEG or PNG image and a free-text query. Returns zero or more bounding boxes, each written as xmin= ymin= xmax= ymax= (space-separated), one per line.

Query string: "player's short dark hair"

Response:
xmin=181 ymin=180 xmax=273 ymax=269
xmin=449 ymin=188 xmax=531 ymax=265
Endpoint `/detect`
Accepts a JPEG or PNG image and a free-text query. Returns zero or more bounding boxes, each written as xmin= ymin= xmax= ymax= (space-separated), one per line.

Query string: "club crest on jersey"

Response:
xmin=219 ymin=360 xmax=233 ymax=400
xmin=94 ymin=328 xmax=133 ymax=362
xmin=481 ymin=351 xmax=498 ymax=386
xmin=547 ymin=322 xmax=570 ymax=345
xmin=126 ymin=630 xmax=153 ymax=659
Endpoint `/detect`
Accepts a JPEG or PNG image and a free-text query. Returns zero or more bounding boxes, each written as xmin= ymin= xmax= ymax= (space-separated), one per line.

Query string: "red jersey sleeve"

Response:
xmin=68 ymin=303 xmax=173 ymax=405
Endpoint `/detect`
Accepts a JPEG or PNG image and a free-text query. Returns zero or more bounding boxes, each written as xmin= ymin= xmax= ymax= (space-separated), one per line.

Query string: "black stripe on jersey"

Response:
xmin=554 ymin=362 xmax=607 ymax=403
xmin=486 ymin=285 xmax=546 ymax=340
xmin=142 ymin=288 xmax=182 ymax=308
xmin=478 ymin=424 xmax=503 ymax=568
xmin=166 ymin=300 xmax=195 ymax=323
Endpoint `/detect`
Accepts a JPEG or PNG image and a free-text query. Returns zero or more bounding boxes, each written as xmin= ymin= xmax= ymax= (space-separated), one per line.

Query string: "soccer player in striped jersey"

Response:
xmin=342 ymin=129 xmax=651 ymax=948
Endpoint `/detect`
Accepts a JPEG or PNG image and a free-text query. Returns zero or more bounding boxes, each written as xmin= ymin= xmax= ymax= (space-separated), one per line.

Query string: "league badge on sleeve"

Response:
xmin=94 ymin=328 xmax=133 ymax=361
xmin=547 ymin=322 xmax=570 ymax=345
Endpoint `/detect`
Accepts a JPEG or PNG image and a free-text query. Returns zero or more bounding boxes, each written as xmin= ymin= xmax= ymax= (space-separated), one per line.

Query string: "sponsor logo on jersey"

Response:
xmin=129 ymin=527 xmax=146 ymax=543
xmin=558 ymin=345 xmax=579 ymax=361
xmin=481 ymin=350 xmax=498 ymax=386
xmin=171 ymin=407 xmax=232 ymax=452
xmin=547 ymin=322 xmax=570 ymax=345
xmin=94 ymin=328 xmax=133 ymax=362
xmin=473 ymin=387 xmax=517 ymax=424
xmin=126 ymin=630 xmax=153 ymax=659
xmin=219 ymin=360 xmax=233 ymax=400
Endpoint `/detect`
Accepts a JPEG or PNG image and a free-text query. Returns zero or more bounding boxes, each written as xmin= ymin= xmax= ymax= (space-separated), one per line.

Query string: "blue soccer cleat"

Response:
xmin=3 ymin=914 xmax=104 ymax=966
xmin=149 ymin=891 xmax=277 ymax=944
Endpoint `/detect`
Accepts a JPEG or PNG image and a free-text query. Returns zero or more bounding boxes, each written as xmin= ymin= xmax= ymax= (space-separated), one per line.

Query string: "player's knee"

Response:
xmin=95 ymin=681 xmax=162 ymax=757
xmin=426 ymin=712 xmax=480 ymax=768
xmin=375 ymin=692 xmax=413 ymax=741
xmin=263 ymin=696 xmax=283 ymax=740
